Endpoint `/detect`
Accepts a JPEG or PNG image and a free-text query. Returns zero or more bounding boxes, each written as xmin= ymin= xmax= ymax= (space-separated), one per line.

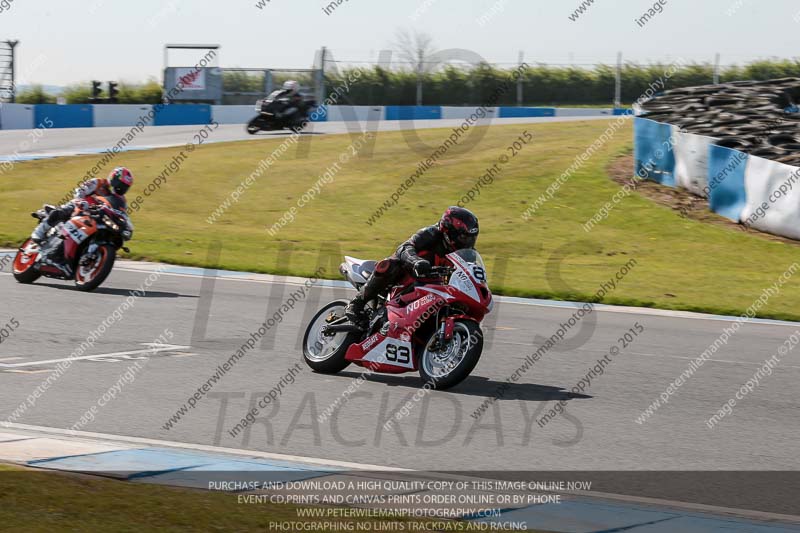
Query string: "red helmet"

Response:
xmin=439 ymin=206 xmax=479 ymax=252
xmin=109 ymin=167 xmax=134 ymax=196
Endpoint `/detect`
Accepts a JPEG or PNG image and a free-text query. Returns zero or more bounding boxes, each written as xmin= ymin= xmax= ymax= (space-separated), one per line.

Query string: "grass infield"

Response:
xmin=0 ymin=464 xmax=487 ymax=532
xmin=2 ymin=120 xmax=800 ymax=321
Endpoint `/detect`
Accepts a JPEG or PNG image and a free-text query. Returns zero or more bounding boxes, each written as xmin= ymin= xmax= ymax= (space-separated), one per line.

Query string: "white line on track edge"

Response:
xmin=1 ymin=422 xmax=798 ymax=526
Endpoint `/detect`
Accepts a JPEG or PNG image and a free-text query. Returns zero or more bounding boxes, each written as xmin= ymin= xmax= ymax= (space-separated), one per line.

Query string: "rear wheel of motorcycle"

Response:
xmin=419 ymin=320 xmax=483 ymax=390
xmin=12 ymin=239 xmax=41 ymax=284
xmin=74 ymin=244 xmax=116 ymax=292
xmin=303 ymin=300 xmax=357 ymax=374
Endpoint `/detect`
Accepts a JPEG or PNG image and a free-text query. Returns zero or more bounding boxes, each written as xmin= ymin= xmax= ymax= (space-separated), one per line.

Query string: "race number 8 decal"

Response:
xmin=472 ymin=266 xmax=486 ymax=282
xmin=386 ymin=344 xmax=410 ymax=364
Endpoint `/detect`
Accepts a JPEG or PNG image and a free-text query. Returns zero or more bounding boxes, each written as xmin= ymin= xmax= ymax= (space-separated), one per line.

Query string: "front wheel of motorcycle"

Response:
xmin=12 ymin=238 xmax=42 ymax=284
xmin=302 ymin=300 xmax=357 ymax=374
xmin=74 ymin=243 xmax=116 ymax=292
xmin=246 ymin=117 xmax=263 ymax=134
xmin=419 ymin=320 xmax=483 ymax=390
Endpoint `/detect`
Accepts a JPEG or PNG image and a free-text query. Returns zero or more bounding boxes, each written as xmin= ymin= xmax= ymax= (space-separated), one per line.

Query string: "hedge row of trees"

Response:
xmin=324 ymin=60 xmax=800 ymax=106
xmin=16 ymin=80 xmax=165 ymax=105
xmin=15 ymin=60 xmax=800 ymax=106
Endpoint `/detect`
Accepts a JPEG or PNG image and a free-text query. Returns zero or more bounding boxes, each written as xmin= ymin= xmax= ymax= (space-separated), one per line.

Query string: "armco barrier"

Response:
xmin=35 ymin=104 xmax=93 ymax=129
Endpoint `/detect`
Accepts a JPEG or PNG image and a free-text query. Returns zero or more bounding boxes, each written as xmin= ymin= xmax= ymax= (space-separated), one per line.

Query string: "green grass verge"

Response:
xmin=1 ymin=120 xmax=799 ymax=321
xmin=0 ymin=464 xmax=468 ymax=532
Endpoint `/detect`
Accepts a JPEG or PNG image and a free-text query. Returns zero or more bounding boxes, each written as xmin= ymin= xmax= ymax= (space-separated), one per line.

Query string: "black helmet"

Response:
xmin=439 ymin=206 xmax=479 ymax=252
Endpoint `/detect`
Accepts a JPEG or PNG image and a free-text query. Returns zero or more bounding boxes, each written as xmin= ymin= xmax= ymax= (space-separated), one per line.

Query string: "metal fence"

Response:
xmin=221 ymin=68 xmax=322 ymax=105
xmin=0 ymin=40 xmax=18 ymax=103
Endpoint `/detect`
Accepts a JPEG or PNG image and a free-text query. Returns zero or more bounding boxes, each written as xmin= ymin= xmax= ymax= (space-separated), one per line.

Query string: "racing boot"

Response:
xmin=344 ymin=269 xmax=391 ymax=330
xmin=42 ymin=241 xmax=72 ymax=278
xmin=344 ymin=294 xmax=369 ymax=330
xmin=30 ymin=221 xmax=51 ymax=244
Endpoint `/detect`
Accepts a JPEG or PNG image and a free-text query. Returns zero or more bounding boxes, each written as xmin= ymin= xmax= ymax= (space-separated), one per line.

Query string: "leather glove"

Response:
xmin=413 ymin=259 xmax=431 ymax=278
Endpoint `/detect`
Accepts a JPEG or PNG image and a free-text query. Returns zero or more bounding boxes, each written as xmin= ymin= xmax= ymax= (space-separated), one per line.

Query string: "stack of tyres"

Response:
xmin=638 ymin=77 xmax=800 ymax=166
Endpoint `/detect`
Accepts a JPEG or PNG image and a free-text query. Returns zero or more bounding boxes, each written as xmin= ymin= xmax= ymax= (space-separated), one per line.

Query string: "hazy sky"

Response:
xmin=4 ymin=0 xmax=800 ymax=86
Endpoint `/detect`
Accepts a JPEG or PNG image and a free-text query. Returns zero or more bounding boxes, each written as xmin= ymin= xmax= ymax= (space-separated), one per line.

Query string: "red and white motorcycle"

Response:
xmin=302 ymin=249 xmax=493 ymax=390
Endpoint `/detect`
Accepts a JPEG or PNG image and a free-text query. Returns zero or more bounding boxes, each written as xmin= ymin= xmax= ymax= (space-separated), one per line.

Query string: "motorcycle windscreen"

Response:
xmin=448 ymin=259 xmax=483 ymax=304
xmin=452 ymin=249 xmax=488 ymax=284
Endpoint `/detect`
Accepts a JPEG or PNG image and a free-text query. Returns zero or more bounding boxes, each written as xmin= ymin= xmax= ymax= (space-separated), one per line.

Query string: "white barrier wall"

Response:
xmin=93 ymin=105 xmax=154 ymax=127
xmin=323 ymin=106 xmax=383 ymax=123
xmin=742 ymin=155 xmax=800 ymax=240
xmin=211 ymin=105 xmax=254 ymax=125
xmin=673 ymin=130 xmax=717 ymax=197
xmin=554 ymin=108 xmax=616 ymax=117
xmin=210 ymin=105 xmax=385 ymax=125
xmin=637 ymin=116 xmax=800 ymax=242
xmin=440 ymin=106 xmax=498 ymax=120
xmin=0 ymin=103 xmax=34 ymax=130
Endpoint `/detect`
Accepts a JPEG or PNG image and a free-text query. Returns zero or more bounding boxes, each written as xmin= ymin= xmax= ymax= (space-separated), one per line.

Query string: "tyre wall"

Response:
xmin=636 ymin=116 xmax=800 ymax=240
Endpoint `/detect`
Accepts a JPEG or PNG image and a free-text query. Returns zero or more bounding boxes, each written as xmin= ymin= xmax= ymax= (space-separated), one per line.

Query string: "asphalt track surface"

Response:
xmin=1 ymin=258 xmax=798 ymax=478
xmin=1 ymin=116 xmax=798 ymax=519
xmin=0 ymin=116 xmax=614 ymax=160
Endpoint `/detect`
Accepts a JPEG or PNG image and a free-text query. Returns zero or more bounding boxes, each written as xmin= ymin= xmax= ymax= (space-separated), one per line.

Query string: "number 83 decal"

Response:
xmin=385 ymin=343 xmax=410 ymax=364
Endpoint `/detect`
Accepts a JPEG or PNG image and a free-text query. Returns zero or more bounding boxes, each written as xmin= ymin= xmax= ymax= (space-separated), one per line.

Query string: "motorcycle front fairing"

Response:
xmin=344 ymin=249 xmax=492 ymax=374
xmin=344 ymin=288 xmax=451 ymax=374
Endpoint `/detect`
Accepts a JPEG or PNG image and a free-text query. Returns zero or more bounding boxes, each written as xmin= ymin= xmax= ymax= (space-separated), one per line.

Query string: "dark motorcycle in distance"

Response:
xmin=246 ymin=90 xmax=317 ymax=134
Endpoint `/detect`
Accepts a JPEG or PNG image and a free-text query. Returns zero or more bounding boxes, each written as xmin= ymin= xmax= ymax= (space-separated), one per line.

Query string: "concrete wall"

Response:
xmin=0 ymin=103 xmax=34 ymax=130
xmin=35 ymin=104 xmax=93 ymax=129
xmin=211 ymin=105 xmax=254 ymax=125
xmin=94 ymin=105 xmax=154 ymax=128
xmin=555 ymin=108 xmax=616 ymax=117
xmin=322 ymin=105 xmax=383 ymax=123
xmin=1 ymin=104 xmax=623 ymax=130
xmin=441 ymin=106 xmax=498 ymax=120
xmin=635 ymin=116 xmax=800 ymax=242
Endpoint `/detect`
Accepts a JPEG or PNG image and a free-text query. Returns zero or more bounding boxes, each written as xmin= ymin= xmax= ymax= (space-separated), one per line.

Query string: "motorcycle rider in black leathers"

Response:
xmin=345 ymin=207 xmax=479 ymax=328
xmin=274 ymin=80 xmax=307 ymax=128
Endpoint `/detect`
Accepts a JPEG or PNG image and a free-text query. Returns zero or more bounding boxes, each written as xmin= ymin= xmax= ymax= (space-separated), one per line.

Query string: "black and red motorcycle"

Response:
xmin=303 ymin=249 xmax=493 ymax=390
